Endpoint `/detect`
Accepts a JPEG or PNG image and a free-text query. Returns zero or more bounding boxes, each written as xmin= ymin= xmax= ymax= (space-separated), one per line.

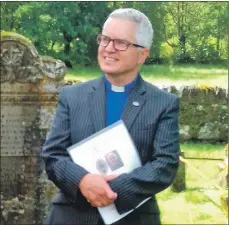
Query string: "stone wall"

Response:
xmin=0 ymin=32 xmax=227 ymax=224
xmin=161 ymin=85 xmax=228 ymax=142
xmin=61 ymin=81 xmax=228 ymax=142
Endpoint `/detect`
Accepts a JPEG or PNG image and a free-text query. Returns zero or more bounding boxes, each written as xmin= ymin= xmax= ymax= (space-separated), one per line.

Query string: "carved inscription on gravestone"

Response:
xmin=1 ymin=104 xmax=39 ymax=156
xmin=1 ymin=32 xmax=66 ymax=224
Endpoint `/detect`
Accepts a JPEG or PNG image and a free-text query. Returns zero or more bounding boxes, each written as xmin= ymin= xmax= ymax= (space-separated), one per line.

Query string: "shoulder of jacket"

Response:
xmin=144 ymin=81 xmax=178 ymax=101
xmin=60 ymin=78 xmax=99 ymax=94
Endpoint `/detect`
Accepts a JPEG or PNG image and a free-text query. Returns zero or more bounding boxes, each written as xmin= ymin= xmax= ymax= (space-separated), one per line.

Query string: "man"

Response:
xmin=105 ymin=150 xmax=124 ymax=171
xmin=41 ymin=8 xmax=180 ymax=225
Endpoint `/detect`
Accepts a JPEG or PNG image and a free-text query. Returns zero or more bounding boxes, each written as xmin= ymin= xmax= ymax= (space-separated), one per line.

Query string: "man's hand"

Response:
xmin=79 ymin=173 xmax=117 ymax=207
xmin=103 ymin=174 xmax=120 ymax=182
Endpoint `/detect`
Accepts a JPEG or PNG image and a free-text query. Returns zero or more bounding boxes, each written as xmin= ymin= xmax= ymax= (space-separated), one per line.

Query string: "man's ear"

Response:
xmin=138 ymin=48 xmax=150 ymax=64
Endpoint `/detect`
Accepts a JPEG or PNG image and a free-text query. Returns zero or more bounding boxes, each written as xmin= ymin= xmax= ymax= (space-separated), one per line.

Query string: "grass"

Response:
xmin=65 ymin=66 xmax=100 ymax=81
xmin=158 ymin=189 xmax=227 ymax=224
xmin=140 ymin=64 xmax=227 ymax=79
xmin=180 ymin=142 xmax=225 ymax=159
xmin=156 ymin=142 xmax=228 ymax=224
xmin=65 ymin=64 xmax=228 ymax=88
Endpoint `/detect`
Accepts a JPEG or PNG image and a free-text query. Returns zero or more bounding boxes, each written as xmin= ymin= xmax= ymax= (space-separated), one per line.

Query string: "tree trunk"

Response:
xmin=177 ymin=2 xmax=187 ymax=61
xmin=216 ymin=13 xmax=221 ymax=57
xmin=63 ymin=30 xmax=73 ymax=68
xmin=51 ymin=41 xmax=56 ymax=51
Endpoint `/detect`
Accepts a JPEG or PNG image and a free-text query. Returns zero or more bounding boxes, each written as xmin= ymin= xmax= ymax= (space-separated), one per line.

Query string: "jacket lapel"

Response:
xmin=122 ymin=76 xmax=147 ymax=131
xmin=88 ymin=75 xmax=147 ymax=132
xmin=88 ymin=77 xmax=106 ymax=133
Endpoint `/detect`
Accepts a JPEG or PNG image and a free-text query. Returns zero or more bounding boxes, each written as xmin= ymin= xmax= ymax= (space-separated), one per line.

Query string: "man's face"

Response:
xmin=98 ymin=18 xmax=149 ymax=79
xmin=107 ymin=152 xmax=118 ymax=165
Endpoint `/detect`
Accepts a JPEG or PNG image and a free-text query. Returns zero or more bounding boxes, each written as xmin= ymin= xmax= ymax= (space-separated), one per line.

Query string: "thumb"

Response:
xmin=106 ymin=188 xmax=117 ymax=200
xmin=104 ymin=175 xmax=114 ymax=182
xmin=104 ymin=174 xmax=119 ymax=182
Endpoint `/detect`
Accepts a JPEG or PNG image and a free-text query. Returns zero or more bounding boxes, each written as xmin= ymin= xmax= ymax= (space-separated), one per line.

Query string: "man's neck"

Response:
xmin=104 ymin=72 xmax=139 ymax=86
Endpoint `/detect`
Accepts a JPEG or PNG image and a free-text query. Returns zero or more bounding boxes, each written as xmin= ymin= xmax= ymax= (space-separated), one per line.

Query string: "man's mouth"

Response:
xmin=104 ymin=56 xmax=118 ymax=61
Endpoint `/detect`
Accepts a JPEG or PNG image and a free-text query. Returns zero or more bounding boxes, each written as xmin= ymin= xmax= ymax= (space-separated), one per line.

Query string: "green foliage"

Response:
xmin=1 ymin=2 xmax=109 ymax=66
xmin=1 ymin=2 xmax=23 ymax=31
xmin=1 ymin=1 xmax=228 ymax=66
xmin=160 ymin=2 xmax=228 ymax=64
xmin=160 ymin=42 xmax=174 ymax=63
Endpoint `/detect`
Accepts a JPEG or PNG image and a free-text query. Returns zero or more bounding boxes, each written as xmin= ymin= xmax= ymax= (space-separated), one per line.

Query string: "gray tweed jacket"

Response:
xmin=41 ymin=75 xmax=180 ymax=225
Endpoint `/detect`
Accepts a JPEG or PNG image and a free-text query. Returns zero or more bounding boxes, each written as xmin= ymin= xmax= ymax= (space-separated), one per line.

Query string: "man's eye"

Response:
xmin=102 ymin=37 xmax=109 ymax=42
xmin=116 ymin=40 xmax=127 ymax=46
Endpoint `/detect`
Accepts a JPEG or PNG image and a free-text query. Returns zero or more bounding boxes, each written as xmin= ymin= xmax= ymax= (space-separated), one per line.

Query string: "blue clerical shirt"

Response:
xmin=104 ymin=75 xmax=138 ymax=126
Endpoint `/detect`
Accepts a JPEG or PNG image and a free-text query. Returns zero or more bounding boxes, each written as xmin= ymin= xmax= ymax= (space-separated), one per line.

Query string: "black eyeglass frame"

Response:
xmin=97 ymin=34 xmax=145 ymax=51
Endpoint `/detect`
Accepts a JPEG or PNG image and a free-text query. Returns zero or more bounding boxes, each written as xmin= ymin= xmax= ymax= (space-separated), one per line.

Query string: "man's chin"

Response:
xmin=100 ymin=68 xmax=120 ymax=76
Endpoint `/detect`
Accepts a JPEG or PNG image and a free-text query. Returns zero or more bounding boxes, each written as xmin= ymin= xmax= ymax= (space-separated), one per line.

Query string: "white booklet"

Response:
xmin=67 ymin=120 xmax=150 ymax=224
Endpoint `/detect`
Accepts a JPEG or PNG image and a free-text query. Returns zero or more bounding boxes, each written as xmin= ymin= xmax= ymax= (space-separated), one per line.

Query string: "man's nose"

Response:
xmin=105 ymin=40 xmax=116 ymax=52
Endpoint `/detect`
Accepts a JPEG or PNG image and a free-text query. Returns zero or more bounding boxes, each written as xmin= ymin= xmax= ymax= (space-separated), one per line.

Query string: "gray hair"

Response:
xmin=104 ymin=8 xmax=153 ymax=49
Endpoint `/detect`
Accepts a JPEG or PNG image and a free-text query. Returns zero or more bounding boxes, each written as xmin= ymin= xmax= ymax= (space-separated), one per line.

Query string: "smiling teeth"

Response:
xmin=105 ymin=57 xmax=116 ymax=61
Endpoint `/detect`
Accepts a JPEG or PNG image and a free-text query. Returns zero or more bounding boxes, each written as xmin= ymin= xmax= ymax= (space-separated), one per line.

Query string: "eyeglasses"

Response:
xmin=97 ymin=34 xmax=145 ymax=51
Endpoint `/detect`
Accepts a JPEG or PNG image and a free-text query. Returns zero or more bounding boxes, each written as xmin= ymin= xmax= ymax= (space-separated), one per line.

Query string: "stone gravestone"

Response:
xmin=0 ymin=32 xmax=66 ymax=224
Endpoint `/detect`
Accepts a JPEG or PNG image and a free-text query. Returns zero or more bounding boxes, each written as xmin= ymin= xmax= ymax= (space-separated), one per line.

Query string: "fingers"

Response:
xmin=96 ymin=184 xmax=117 ymax=205
xmin=90 ymin=200 xmax=106 ymax=207
xmin=88 ymin=194 xmax=113 ymax=207
xmin=87 ymin=184 xmax=117 ymax=207
xmin=106 ymin=187 xmax=117 ymax=200
xmin=103 ymin=174 xmax=119 ymax=182
xmin=79 ymin=173 xmax=118 ymax=207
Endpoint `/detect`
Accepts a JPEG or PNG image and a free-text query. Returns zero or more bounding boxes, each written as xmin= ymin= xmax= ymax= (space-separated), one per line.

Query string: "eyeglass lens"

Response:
xmin=98 ymin=35 xmax=128 ymax=51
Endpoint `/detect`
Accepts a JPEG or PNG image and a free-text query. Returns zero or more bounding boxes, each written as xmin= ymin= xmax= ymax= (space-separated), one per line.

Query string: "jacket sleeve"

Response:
xmin=40 ymin=87 xmax=89 ymax=201
xmin=109 ymin=97 xmax=181 ymax=214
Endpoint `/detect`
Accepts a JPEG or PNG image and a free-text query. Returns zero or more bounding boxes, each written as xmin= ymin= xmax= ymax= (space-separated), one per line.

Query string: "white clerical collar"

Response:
xmin=111 ymin=85 xmax=125 ymax=92
xmin=103 ymin=73 xmax=139 ymax=93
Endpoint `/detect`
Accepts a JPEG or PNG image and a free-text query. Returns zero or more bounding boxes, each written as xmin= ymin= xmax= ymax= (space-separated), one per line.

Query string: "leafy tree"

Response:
xmin=1 ymin=1 xmax=228 ymax=66
xmin=2 ymin=2 xmax=109 ymax=66
xmin=162 ymin=2 xmax=228 ymax=64
xmin=1 ymin=2 xmax=23 ymax=30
